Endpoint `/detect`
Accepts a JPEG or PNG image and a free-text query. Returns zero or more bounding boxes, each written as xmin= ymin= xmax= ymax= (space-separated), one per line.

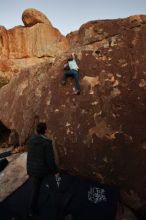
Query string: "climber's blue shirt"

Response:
xmin=68 ymin=59 xmax=79 ymax=71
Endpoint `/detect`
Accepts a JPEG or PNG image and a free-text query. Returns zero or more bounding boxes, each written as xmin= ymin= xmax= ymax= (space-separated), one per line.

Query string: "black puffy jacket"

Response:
xmin=27 ymin=134 xmax=58 ymax=177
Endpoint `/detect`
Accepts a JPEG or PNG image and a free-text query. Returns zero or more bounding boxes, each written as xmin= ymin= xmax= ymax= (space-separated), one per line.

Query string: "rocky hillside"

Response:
xmin=0 ymin=8 xmax=146 ymax=217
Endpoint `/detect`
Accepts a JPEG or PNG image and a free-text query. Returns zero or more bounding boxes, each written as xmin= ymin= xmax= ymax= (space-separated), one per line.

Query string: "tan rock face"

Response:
xmin=0 ymin=26 xmax=9 ymax=59
xmin=7 ymin=24 xmax=69 ymax=59
xmin=0 ymin=8 xmax=69 ymax=76
xmin=0 ymin=10 xmax=146 ymax=217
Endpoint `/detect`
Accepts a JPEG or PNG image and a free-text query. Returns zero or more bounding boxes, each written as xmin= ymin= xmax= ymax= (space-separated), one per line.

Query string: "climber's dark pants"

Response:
xmin=28 ymin=176 xmax=43 ymax=215
xmin=63 ymin=69 xmax=80 ymax=92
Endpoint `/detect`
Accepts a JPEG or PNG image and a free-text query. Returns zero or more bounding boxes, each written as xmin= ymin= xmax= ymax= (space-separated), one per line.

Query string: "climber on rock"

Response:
xmin=62 ymin=53 xmax=80 ymax=95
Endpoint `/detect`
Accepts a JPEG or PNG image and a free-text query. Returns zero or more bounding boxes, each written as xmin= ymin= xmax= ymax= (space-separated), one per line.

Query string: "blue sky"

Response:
xmin=0 ymin=0 xmax=146 ymax=35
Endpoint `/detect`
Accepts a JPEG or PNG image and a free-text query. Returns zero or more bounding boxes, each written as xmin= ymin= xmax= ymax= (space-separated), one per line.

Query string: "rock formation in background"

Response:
xmin=0 ymin=9 xmax=146 ymax=217
xmin=0 ymin=8 xmax=69 ymax=80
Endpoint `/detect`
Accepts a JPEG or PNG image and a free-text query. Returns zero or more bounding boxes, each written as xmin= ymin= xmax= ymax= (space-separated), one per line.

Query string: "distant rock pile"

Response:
xmin=0 ymin=8 xmax=146 ymax=217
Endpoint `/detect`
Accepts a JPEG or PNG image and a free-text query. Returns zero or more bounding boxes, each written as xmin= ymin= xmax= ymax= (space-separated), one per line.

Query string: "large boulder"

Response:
xmin=0 ymin=10 xmax=146 ymax=217
xmin=22 ymin=8 xmax=52 ymax=27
